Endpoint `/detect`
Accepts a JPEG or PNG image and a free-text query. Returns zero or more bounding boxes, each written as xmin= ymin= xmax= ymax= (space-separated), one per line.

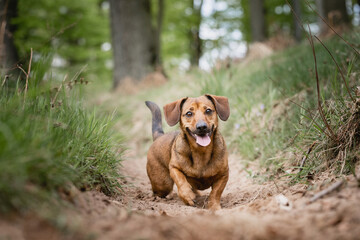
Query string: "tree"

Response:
xmin=292 ymin=0 xmax=302 ymax=42
xmin=249 ymin=0 xmax=267 ymax=42
xmin=316 ymin=0 xmax=350 ymax=34
xmin=0 ymin=0 xmax=18 ymax=72
xmin=109 ymin=0 xmax=158 ymax=88
xmin=155 ymin=0 xmax=164 ymax=68
xmin=189 ymin=0 xmax=203 ymax=67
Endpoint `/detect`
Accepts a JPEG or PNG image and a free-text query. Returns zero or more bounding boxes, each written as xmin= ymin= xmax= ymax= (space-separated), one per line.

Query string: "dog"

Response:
xmin=145 ymin=95 xmax=230 ymax=211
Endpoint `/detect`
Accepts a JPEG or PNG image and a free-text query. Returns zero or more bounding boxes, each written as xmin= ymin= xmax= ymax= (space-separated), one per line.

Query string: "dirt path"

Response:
xmin=73 ymin=147 xmax=360 ymax=240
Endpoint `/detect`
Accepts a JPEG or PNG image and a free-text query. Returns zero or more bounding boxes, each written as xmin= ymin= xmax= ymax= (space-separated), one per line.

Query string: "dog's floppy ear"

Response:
xmin=206 ymin=94 xmax=230 ymax=121
xmin=163 ymin=97 xmax=188 ymax=126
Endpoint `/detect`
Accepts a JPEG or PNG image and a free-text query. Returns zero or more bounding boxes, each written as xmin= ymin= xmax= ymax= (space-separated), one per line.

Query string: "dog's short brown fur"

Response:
xmin=145 ymin=95 xmax=230 ymax=211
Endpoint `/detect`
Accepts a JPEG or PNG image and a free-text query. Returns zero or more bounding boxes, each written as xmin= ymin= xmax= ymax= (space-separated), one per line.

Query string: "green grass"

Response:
xmin=198 ymin=29 xmax=360 ymax=180
xmin=0 ymin=74 xmax=123 ymax=213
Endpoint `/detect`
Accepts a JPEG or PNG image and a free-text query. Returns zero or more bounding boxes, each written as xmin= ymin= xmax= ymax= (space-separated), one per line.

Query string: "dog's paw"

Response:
xmin=178 ymin=187 xmax=196 ymax=206
xmin=207 ymin=201 xmax=221 ymax=211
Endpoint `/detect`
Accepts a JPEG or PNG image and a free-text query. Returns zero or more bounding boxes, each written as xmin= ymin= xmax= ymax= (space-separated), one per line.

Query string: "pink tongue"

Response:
xmin=195 ymin=135 xmax=211 ymax=147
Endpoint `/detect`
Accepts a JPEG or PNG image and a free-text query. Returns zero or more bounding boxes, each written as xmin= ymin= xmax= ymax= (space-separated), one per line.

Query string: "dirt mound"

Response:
xmin=115 ymin=72 xmax=167 ymax=95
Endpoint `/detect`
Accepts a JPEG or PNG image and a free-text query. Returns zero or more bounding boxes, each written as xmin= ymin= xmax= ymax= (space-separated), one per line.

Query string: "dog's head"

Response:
xmin=163 ymin=95 xmax=230 ymax=147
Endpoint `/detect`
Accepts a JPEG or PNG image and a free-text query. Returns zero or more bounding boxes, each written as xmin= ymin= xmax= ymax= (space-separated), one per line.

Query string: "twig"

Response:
xmin=248 ymin=188 xmax=262 ymax=204
xmin=70 ymin=64 xmax=87 ymax=83
xmin=339 ymin=150 xmax=347 ymax=175
xmin=308 ymin=25 xmax=338 ymax=142
xmin=1 ymin=75 xmax=8 ymax=87
xmin=51 ymin=22 xmax=77 ymax=41
xmin=23 ymin=48 xmax=33 ymax=106
xmin=299 ymin=141 xmax=317 ymax=173
xmin=51 ymin=74 xmax=67 ymax=107
xmin=17 ymin=64 xmax=27 ymax=76
xmin=309 ymin=180 xmax=344 ymax=203
xmin=273 ymin=179 xmax=280 ymax=193
xmin=314 ymin=35 xmax=355 ymax=103
xmin=24 ymin=48 xmax=33 ymax=94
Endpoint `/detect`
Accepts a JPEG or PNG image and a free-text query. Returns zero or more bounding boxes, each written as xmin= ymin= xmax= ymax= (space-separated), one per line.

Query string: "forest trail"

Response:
xmin=66 ymin=87 xmax=360 ymax=240
xmin=75 ymin=138 xmax=360 ymax=240
xmin=2 ymin=91 xmax=360 ymax=240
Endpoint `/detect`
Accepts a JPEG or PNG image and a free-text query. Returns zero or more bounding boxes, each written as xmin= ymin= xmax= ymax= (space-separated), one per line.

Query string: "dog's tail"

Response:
xmin=145 ymin=101 xmax=164 ymax=141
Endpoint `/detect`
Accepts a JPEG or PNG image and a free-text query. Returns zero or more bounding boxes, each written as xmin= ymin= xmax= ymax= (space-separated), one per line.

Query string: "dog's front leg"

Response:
xmin=169 ymin=167 xmax=196 ymax=206
xmin=208 ymin=171 xmax=229 ymax=211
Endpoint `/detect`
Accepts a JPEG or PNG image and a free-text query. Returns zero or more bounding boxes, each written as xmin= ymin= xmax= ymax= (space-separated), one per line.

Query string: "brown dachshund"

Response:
xmin=145 ymin=95 xmax=230 ymax=211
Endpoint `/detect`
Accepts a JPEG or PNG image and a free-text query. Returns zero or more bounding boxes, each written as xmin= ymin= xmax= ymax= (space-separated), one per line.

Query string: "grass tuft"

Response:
xmin=0 ymin=69 xmax=123 ymax=213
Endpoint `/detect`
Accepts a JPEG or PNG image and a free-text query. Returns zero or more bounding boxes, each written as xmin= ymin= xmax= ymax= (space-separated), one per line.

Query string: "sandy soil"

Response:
xmin=67 ymin=149 xmax=360 ymax=240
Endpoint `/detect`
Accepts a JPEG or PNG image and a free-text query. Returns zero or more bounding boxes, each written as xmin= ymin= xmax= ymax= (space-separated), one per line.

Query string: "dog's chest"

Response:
xmin=183 ymin=153 xmax=220 ymax=178
xmin=186 ymin=175 xmax=214 ymax=190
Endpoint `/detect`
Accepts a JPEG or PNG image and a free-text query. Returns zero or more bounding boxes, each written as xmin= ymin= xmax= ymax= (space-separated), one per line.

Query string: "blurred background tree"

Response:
xmin=109 ymin=0 xmax=159 ymax=88
xmin=8 ymin=0 xmax=111 ymax=82
xmin=316 ymin=0 xmax=350 ymax=34
xmin=1 ymin=0 xmax=359 ymax=88
xmin=249 ymin=0 xmax=267 ymax=42
xmin=0 ymin=0 xmax=18 ymax=72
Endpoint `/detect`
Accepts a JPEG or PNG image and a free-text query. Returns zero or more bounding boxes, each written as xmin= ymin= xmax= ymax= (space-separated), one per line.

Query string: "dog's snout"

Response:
xmin=196 ymin=121 xmax=208 ymax=131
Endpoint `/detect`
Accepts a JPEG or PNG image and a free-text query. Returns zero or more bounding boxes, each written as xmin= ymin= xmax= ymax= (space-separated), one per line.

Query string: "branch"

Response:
xmin=309 ymin=180 xmax=344 ymax=203
xmin=299 ymin=141 xmax=317 ymax=173
xmin=23 ymin=47 xmax=33 ymax=97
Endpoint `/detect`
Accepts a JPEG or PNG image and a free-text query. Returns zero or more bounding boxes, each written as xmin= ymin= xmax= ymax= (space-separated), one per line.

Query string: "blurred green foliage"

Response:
xmin=161 ymin=0 xmax=192 ymax=67
xmin=10 ymin=0 xmax=359 ymax=80
xmin=13 ymin=0 xmax=112 ymax=81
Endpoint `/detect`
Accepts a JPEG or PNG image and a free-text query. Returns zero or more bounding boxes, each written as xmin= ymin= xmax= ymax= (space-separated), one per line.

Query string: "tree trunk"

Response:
xmin=249 ymin=0 xmax=267 ymax=42
xmin=292 ymin=0 xmax=302 ymax=42
xmin=316 ymin=0 xmax=350 ymax=34
xmin=155 ymin=0 xmax=164 ymax=69
xmin=189 ymin=0 xmax=203 ymax=67
xmin=0 ymin=0 xmax=19 ymax=73
xmin=109 ymin=0 xmax=156 ymax=88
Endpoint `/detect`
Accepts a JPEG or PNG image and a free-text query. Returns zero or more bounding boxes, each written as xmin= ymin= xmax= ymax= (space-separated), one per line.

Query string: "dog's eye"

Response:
xmin=185 ymin=111 xmax=193 ymax=117
xmin=205 ymin=109 xmax=213 ymax=114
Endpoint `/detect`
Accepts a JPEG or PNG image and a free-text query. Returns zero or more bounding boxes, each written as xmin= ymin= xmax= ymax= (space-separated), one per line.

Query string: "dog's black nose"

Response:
xmin=196 ymin=121 xmax=208 ymax=131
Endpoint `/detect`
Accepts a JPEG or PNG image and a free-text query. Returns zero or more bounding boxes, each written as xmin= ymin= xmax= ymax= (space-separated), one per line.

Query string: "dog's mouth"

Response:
xmin=186 ymin=128 xmax=212 ymax=147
